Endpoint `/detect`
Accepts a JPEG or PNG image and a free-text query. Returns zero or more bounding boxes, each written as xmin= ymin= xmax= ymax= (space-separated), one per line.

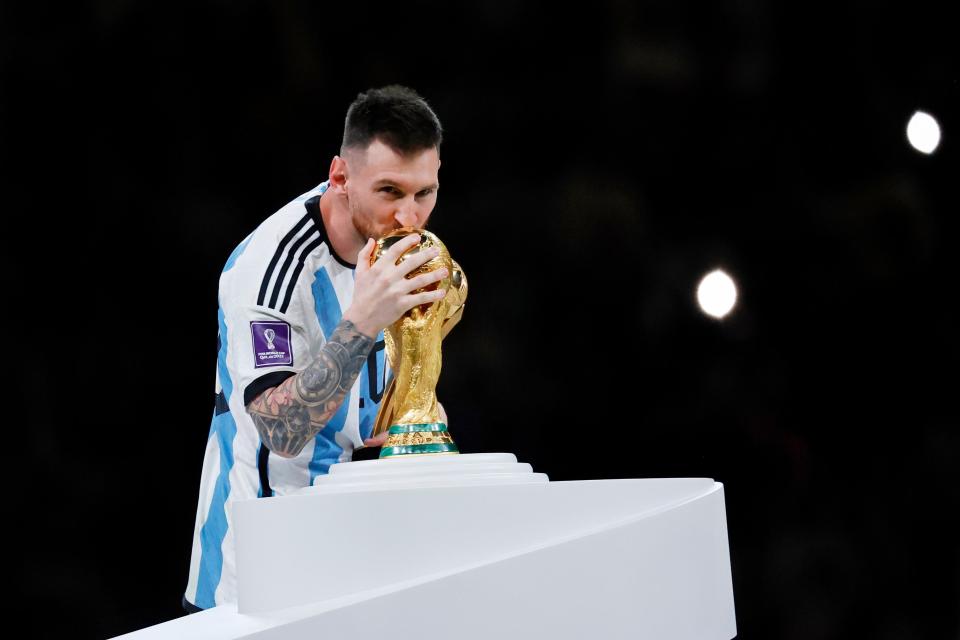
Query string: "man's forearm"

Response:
xmin=247 ymin=319 xmax=374 ymax=457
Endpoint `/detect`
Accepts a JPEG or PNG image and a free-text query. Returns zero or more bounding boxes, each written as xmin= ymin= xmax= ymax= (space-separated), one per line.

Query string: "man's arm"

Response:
xmin=246 ymin=320 xmax=373 ymax=458
xmin=245 ymin=233 xmax=447 ymax=458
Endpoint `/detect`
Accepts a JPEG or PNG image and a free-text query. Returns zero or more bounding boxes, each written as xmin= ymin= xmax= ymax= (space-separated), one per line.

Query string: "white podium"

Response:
xmin=115 ymin=454 xmax=736 ymax=639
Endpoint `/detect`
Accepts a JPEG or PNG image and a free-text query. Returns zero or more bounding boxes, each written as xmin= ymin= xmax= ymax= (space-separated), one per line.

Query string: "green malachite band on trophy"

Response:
xmin=387 ymin=423 xmax=448 ymax=434
xmin=380 ymin=443 xmax=459 ymax=457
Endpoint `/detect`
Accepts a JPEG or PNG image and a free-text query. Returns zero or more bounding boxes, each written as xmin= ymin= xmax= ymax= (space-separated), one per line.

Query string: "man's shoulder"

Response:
xmin=253 ymin=183 xmax=327 ymax=245
xmin=223 ymin=183 xmax=328 ymax=271
xmin=218 ymin=182 xmax=330 ymax=308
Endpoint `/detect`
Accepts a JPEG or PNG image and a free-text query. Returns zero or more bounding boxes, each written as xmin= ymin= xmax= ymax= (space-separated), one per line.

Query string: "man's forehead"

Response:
xmin=353 ymin=142 xmax=439 ymax=186
xmin=371 ymin=173 xmax=440 ymax=189
xmin=354 ymin=139 xmax=437 ymax=166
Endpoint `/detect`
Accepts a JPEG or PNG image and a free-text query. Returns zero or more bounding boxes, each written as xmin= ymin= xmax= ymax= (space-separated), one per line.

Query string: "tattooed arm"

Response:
xmin=247 ymin=233 xmax=447 ymax=456
xmin=246 ymin=319 xmax=374 ymax=458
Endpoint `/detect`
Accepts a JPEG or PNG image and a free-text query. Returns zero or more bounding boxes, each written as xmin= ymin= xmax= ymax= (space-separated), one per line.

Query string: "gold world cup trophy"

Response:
xmin=370 ymin=228 xmax=468 ymax=458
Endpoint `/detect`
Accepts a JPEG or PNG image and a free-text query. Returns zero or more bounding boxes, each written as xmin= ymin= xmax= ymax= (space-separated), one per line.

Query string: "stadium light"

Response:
xmin=697 ymin=269 xmax=738 ymax=319
xmin=907 ymin=110 xmax=941 ymax=154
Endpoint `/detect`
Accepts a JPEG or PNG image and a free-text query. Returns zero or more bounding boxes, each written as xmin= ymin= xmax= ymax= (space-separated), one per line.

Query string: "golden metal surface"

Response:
xmin=381 ymin=429 xmax=457 ymax=449
xmin=371 ymin=228 xmax=468 ymax=441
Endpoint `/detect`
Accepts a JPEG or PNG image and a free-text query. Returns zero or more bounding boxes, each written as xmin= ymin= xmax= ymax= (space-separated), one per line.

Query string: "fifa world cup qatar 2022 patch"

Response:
xmin=251 ymin=321 xmax=293 ymax=368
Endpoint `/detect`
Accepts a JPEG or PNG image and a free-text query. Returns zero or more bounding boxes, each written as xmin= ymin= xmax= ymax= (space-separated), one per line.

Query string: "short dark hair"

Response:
xmin=341 ymin=85 xmax=443 ymax=156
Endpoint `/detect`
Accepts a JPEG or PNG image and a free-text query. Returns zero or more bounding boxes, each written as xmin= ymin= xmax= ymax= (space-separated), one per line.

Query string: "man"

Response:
xmin=183 ymin=85 xmax=448 ymax=611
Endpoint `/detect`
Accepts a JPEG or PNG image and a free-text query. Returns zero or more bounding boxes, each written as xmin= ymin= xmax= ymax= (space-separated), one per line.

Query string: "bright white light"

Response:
xmin=697 ymin=269 xmax=738 ymax=319
xmin=906 ymin=110 xmax=941 ymax=154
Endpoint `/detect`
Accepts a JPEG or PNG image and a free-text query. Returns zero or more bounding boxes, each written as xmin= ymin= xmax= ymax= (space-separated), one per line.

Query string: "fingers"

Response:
xmin=405 ymin=267 xmax=448 ymax=291
xmin=406 ymin=287 xmax=447 ymax=307
xmin=438 ymin=402 xmax=448 ymax=425
xmin=397 ymin=246 xmax=441 ymax=277
xmin=377 ymin=233 xmax=441 ymax=278
xmin=381 ymin=233 xmax=422 ymax=265
xmin=355 ymin=238 xmax=375 ymax=273
xmin=363 ymin=431 xmax=390 ymax=448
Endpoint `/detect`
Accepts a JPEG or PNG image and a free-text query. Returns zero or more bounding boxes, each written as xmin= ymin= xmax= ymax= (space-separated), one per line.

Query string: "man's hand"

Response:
xmin=343 ymin=234 xmax=448 ymax=339
xmin=362 ymin=431 xmax=390 ymax=449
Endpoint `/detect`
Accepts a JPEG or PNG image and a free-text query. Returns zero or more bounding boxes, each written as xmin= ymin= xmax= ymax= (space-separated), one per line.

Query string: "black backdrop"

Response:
xmin=4 ymin=1 xmax=958 ymax=638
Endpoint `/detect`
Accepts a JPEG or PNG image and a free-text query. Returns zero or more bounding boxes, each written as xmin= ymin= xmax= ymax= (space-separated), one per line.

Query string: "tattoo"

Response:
xmin=247 ymin=320 xmax=374 ymax=457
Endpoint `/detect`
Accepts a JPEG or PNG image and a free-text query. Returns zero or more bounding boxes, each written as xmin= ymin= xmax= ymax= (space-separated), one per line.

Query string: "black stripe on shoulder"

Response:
xmin=267 ymin=224 xmax=320 ymax=309
xmin=258 ymin=444 xmax=273 ymax=498
xmin=243 ymin=370 xmax=297 ymax=408
xmin=304 ymin=196 xmax=355 ymax=269
xmin=279 ymin=235 xmax=325 ymax=313
xmin=257 ymin=212 xmax=313 ymax=306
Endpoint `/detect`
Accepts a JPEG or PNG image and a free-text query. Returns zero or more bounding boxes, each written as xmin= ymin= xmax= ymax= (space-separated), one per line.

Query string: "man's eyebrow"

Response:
xmin=373 ymin=178 xmax=439 ymax=191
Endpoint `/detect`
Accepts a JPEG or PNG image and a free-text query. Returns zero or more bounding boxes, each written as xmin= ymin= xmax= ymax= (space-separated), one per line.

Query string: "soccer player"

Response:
xmin=184 ymin=86 xmax=447 ymax=611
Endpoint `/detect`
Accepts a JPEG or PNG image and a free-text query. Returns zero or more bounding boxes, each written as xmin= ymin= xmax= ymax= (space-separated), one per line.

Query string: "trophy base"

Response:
xmin=380 ymin=444 xmax=460 ymax=457
xmin=379 ymin=422 xmax=459 ymax=459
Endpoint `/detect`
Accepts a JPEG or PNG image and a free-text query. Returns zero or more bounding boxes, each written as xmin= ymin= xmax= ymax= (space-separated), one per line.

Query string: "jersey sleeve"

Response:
xmin=218 ymin=232 xmax=321 ymax=409
xmin=231 ymin=305 xmax=310 ymax=407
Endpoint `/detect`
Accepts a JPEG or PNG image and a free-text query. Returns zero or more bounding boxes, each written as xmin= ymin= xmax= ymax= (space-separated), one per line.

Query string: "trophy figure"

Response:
xmin=370 ymin=228 xmax=468 ymax=458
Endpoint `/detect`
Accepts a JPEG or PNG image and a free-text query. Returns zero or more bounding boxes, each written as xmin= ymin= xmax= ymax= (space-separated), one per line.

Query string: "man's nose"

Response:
xmin=394 ymin=205 xmax=421 ymax=229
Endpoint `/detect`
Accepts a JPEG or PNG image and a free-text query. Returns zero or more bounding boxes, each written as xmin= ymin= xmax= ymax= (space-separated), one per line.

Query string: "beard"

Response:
xmin=349 ymin=196 xmax=380 ymax=241
xmin=349 ymin=196 xmax=407 ymax=241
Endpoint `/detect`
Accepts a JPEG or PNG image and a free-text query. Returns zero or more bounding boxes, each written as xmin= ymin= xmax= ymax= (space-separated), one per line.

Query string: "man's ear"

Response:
xmin=328 ymin=155 xmax=348 ymax=193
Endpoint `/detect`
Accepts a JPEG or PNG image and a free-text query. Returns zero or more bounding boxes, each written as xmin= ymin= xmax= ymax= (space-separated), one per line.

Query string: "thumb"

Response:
xmin=355 ymin=238 xmax=375 ymax=273
xmin=363 ymin=431 xmax=389 ymax=448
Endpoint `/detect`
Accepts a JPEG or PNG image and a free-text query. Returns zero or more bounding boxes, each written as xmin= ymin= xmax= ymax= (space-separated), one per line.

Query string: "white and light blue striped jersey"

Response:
xmin=184 ymin=181 xmax=388 ymax=611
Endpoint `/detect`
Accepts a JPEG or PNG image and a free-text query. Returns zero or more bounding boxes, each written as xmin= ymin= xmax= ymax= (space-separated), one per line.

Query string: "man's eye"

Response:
xmin=416 ymin=190 xmax=434 ymax=198
xmin=380 ymin=186 xmax=400 ymax=195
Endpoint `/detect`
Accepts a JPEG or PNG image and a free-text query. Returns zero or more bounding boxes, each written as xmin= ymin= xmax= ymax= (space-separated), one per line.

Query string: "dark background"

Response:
xmin=4 ymin=1 xmax=958 ymax=638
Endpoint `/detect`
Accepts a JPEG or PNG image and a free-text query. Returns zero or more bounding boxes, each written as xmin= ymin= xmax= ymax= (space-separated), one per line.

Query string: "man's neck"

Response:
xmin=318 ymin=188 xmax=362 ymax=267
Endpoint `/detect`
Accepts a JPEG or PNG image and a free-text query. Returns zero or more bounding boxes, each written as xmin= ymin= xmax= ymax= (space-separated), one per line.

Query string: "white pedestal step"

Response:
xmin=302 ymin=452 xmax=549 ymax=493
